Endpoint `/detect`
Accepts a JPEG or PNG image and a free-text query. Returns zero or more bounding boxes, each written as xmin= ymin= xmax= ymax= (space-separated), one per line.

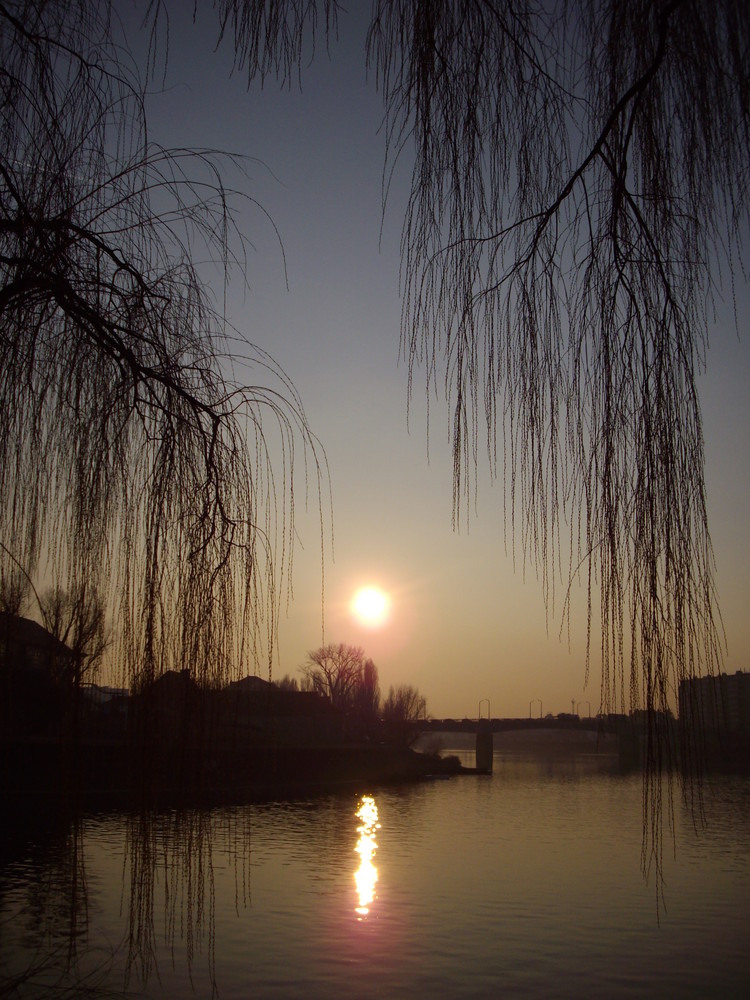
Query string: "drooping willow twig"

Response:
xmin=364 ymin=0 xmax=747 ymax=887
xmin=0 ymin=0 xmax=329 ymax=708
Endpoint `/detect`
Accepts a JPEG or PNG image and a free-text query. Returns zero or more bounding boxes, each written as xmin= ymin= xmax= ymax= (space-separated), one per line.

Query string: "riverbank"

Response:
xmin=0 ymin=736 xmax=469 ymax=805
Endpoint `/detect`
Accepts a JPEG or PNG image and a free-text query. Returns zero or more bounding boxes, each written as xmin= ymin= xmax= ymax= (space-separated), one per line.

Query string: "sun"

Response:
xmin=351 ymin=586 xmax=390 ymax=628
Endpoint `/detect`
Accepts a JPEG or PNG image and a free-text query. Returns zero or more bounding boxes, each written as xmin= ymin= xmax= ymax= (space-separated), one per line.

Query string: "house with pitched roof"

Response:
xmin=0 ymin=612 xmax=71 ymax=734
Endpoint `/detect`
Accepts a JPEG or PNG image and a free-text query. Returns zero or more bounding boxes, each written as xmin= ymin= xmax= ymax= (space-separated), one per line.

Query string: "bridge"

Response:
xmin=409 ymin=713 xmax=647 ymax=769
xmin=412 ymin=714 xmax=630 ymax=736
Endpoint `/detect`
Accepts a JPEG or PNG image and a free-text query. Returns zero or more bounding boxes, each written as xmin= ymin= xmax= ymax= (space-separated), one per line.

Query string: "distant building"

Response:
xmin=218 ymin=676 xmax=344 ymax=745
xmin=0 ymin=612 xmax=71 ymax=672
xmin=678 ymin=670 xmax=750 ymax=734
xmin=0 ymin=612 xmax=72 ymax=734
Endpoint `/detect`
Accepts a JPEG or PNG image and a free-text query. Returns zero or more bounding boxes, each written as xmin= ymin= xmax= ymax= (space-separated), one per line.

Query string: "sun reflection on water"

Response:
xmin=354 ymin=795 xmax=380 ymax=918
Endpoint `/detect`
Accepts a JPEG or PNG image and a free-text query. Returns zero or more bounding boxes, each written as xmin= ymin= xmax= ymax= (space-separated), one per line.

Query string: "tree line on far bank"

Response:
xmin=1 ymin=574 xmax=427 ymax=748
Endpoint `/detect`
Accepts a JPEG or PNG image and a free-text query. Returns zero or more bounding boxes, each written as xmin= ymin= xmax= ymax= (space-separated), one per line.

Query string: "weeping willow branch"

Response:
xmin=200 ymin=8 xmax=744 ymax=857
xmin=362 ymin=0 xmax=748 ymax=885
xmin=0 ymin=2 xmax=328 ymax=708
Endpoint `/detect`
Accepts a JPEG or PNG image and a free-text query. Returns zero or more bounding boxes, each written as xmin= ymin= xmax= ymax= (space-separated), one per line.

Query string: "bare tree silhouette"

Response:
xmin=301 ymin=642 xmax=379 ymax=713
xmin=0 ymin=568 xmax=29 ymax=616
xmin=382 ymin=683 xmax=427 ymax=745
xmin=39 ymin=584 xmax=108 ymax=696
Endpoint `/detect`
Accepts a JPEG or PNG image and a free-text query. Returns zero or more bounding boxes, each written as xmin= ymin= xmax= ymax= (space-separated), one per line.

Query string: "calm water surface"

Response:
xmin=1 ymin=747 xmax=748 ymax=998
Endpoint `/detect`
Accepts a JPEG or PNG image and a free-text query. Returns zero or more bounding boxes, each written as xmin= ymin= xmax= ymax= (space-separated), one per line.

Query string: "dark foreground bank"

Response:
xmin=0 ymin=736 xmax=472 ymax=805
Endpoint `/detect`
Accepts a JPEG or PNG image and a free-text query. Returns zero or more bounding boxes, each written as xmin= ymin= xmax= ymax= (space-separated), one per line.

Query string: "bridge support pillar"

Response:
xmin=476 ymin=720 xmax=493 ymax=773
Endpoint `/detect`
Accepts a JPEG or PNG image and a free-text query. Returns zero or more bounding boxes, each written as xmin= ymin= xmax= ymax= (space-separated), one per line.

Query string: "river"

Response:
xmin=1 ymin=740 xmax=748 ymax=998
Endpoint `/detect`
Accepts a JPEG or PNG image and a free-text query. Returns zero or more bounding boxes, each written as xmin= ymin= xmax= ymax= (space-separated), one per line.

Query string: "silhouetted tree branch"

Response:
xmin=0 ymin=567 xmax=29 ymax=616
xmin=0 ymin=1 xmax=327 ymax=710
xmin=361 ymin=0 xmax=750 ymax=887
xmin=39 ymin=584 xmax=108 ymax=690
xmin=301 ymin=642 xmax=380 ymax=719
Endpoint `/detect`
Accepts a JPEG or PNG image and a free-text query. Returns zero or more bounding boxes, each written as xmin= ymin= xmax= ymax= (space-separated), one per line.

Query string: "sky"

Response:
xmin=133 ymin=2 xmax=750 ymax=720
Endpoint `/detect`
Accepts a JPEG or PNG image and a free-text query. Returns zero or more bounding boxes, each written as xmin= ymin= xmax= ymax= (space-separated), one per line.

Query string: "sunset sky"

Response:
xmin=139 ymin=2 xmax=750 ymax=719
